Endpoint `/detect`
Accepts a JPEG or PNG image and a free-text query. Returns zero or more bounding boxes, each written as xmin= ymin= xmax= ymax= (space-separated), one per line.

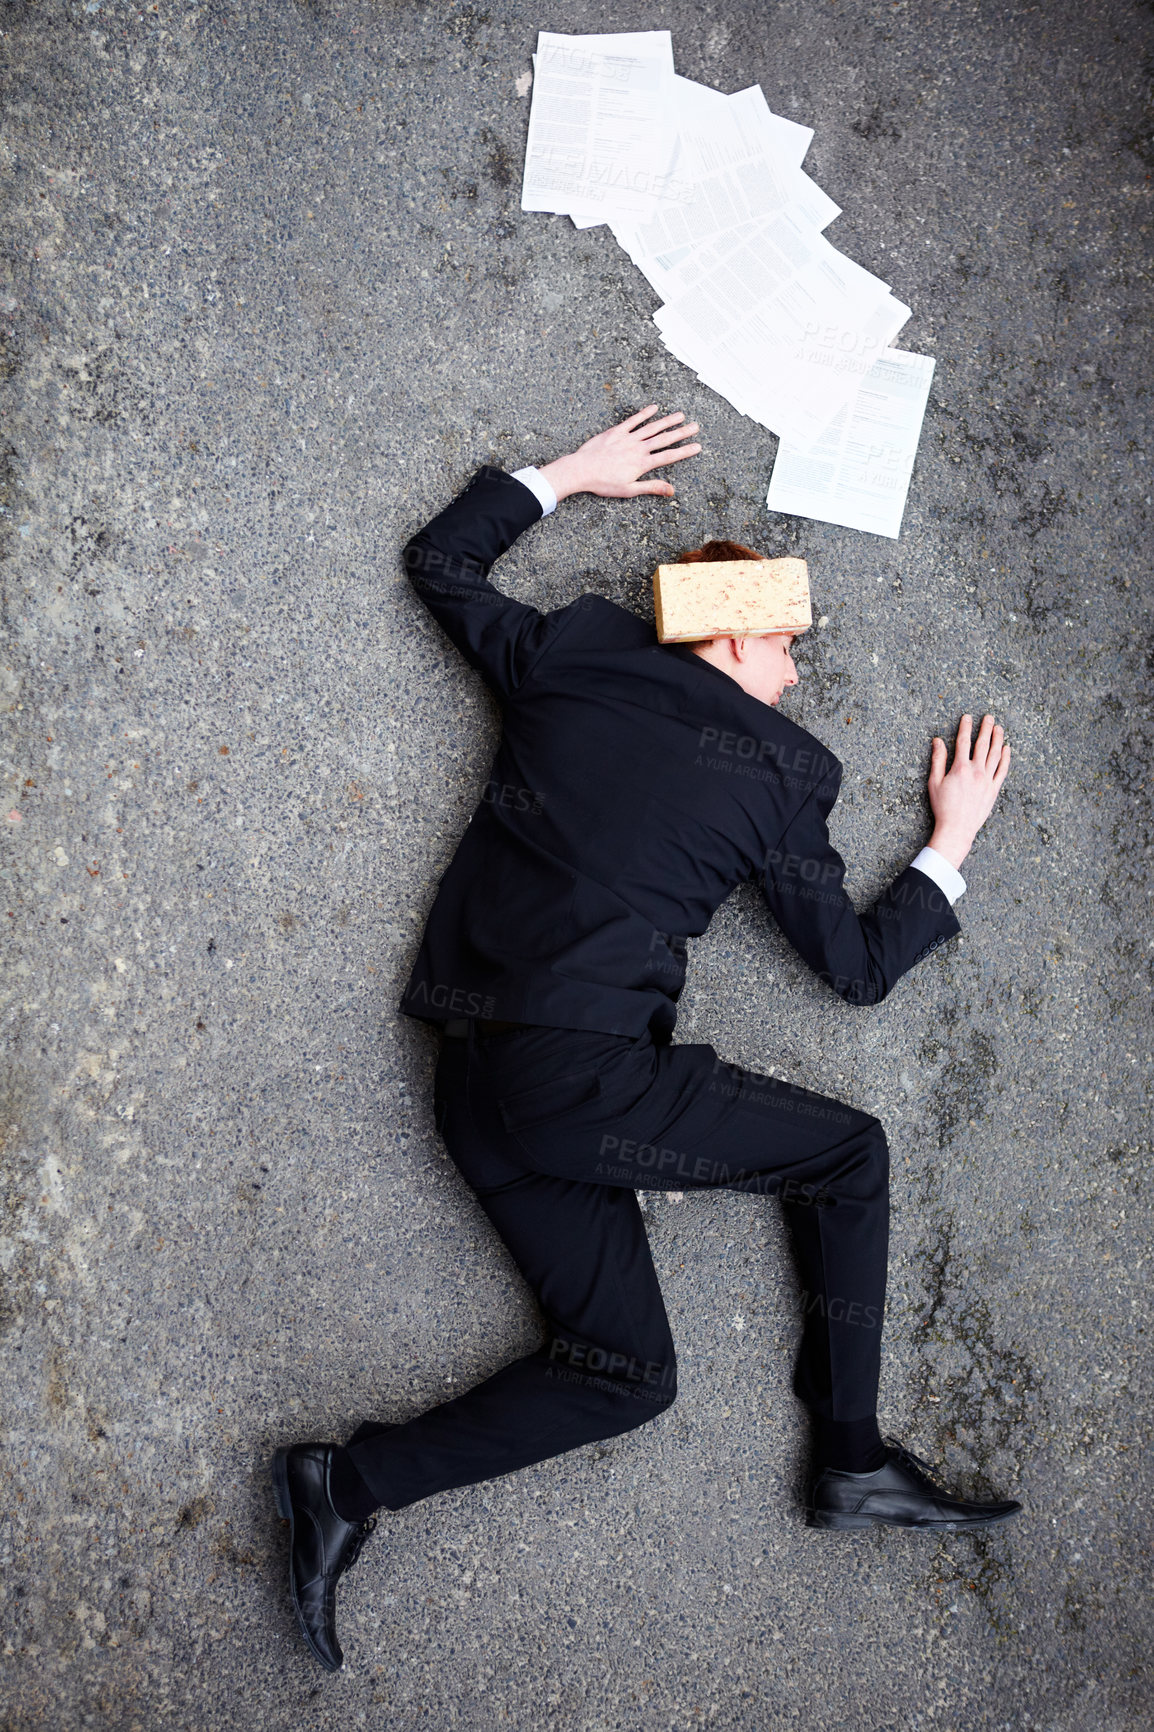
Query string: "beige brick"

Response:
xmin=652 ymin=558 xmax=811 ymax=643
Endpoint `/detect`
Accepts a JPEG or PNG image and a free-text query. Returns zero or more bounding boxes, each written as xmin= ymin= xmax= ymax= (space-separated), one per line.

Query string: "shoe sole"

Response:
xmin=806 ymin=1506 xmax=1021 ymax=1531
xmin=272 ymin=1448 xmax=342 ymax=1674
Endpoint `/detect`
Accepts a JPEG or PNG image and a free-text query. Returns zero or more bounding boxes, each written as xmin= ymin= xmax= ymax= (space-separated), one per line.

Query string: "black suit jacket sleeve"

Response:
xmin=403 ymin=466 xmax=576 ymax=702
xmin=757 ymin=767 xmax=961 ymax=1005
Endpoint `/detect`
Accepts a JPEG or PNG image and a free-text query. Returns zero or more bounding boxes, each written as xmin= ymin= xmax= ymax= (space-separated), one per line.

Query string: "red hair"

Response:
xmin=676 ymin=537 xmax=766 ymax=565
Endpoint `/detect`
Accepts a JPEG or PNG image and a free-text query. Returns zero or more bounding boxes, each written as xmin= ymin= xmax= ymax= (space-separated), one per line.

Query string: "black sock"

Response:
xmin=811 ymin=1414 xmax=888 ymax=1474
xmin=328 ymin=1445 xmax=378 ymax=1523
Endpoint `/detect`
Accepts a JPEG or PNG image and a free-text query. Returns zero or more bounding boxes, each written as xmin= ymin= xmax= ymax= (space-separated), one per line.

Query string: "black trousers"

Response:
xmin=346 ymin=1019 xmax=889 ymax=1511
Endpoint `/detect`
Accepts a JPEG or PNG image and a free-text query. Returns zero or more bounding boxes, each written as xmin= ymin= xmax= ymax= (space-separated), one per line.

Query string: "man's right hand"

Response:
xmin=538 ymin=406 xmax=702 ymax=503
xmin=926 ymin=714 xmax=1011 ymax=870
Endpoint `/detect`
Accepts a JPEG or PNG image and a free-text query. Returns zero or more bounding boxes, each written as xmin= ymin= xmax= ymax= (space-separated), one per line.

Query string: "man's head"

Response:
xmin=674 ymin=539 xmax=801 ymax=709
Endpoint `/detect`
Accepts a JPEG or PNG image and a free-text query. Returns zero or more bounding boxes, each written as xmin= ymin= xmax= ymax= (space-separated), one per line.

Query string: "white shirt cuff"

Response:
xmin=510 ymin=466 xmax=558 ymax=516
xmin=910 ymin=846 xmax=967 ymax=905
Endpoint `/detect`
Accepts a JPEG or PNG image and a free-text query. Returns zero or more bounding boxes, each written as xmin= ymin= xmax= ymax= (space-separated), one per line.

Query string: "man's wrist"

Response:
xmin=911 ymin=845 xmax=967 ymax=905
xmin=927 ymin=826 xmax=972 ymax=871
xmin=536 ymin=452 xmax=587 ymax=503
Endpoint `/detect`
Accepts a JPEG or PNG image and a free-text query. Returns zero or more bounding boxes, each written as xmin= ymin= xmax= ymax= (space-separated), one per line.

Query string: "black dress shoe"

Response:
xmin=272 ymin=1442 xmax=378 ymax=1671
xmin=806 ymin=1436 xmax=1022 ymax=1532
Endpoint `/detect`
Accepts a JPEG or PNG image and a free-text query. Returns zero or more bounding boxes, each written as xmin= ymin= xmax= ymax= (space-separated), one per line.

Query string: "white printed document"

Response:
xmin=519 ymin=30 xmax=936 ymax=537
xmin=766 ymin=349 xmax=937 ymax=538
xmin=521 ymin=32 xmax=680 ymax=219
xmin=651 ymin=214 xmax=905 ymax=444
xmin=566 ymin=78 xmax=821 ymax=232
xmin=672 ymin=293 xmax=911 ymax=448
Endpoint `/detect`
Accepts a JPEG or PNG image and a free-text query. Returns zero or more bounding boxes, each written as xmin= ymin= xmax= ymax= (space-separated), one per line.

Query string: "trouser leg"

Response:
xmin=345 ymin=1022 xmax=890 ymax=1509
xmin=344 ymin=1034 xmax=676 ymax=1511
xmin=473 ymin=1029 xmax=891 ymax=1429
xmin=768 ymin=1115 xmax=889 ymax=1425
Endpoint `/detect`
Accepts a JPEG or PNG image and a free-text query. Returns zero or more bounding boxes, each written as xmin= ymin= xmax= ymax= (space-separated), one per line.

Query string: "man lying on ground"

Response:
xmin=273 ymin=405 xmax=1018 ymax=1673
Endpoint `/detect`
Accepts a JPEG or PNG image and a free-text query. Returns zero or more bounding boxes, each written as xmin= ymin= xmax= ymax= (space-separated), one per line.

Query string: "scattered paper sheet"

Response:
xmin=522 ymin=31 xmax=680 ymax=219
xmin=565 ymin=78 xmax=818 ymax=230
xmin=766 ymin=349 xmax=936 ymax=538
xmin=705 ymin=84 xmax=815 ymax=174
xmin=521 ymin=29 xmax=935 ymax=536
xmin=649 ymin=214 xmax=903 ymax=443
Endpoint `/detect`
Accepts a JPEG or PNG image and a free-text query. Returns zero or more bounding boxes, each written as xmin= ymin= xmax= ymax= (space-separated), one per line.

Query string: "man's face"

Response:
xmin=740 ymin=632 xmax=800 ymax=707
xmin=691 ymin=631 xmax=801 ymax=708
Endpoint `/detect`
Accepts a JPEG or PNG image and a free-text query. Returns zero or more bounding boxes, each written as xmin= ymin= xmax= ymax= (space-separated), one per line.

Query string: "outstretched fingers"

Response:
xmin=637 ymin=413 xmax=691 ymax=445
xmin=574 ymin=403 xmax=704 ymax=496
xmin=637 ymin=448 xmax=701 ymax=481
xmin=641 ymin=439 xmax=701 ymax=471
xmin=619 ymin=404 xmax=662 ymax=433
xmin=954 ymin=713 xmax=973 ymax=761
xmin=981 ymin=721 xmax=1005 ymax=775
xmin=972 ymin=712 xmax=996 ymax=768
xmin=644 ymin=420 xmax=699 ymax=454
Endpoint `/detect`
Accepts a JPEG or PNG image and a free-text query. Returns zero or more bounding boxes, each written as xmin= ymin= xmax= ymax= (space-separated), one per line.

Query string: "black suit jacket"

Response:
xmin=398 ymin=466 xmax=960 ymax=1039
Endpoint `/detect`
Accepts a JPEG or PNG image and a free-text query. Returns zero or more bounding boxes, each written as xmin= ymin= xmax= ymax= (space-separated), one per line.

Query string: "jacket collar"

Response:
xmin=661 ymin=641 xmax=774 ymax=709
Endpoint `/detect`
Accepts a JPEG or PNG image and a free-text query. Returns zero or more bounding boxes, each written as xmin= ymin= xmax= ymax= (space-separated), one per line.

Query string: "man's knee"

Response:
xmin=621 ymin=1349 xmax=678 ymax=1426
xmin=818 ymin=1116 xmax=889 ymax=1205
xmin=547 ymin=1334 xmax=677 ymax=1421
xmin=634 ymin=1339 xmax=677 ymax=1415
xmin=796 ymin=1115 xmax=889 ymax=1204
xmin=611 ymin=1336 xmax=677 ymax=1418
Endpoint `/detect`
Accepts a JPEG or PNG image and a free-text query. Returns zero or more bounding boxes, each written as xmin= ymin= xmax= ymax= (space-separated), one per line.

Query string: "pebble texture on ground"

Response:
xmin=1 ymin=0 xmax=1151 ymax=1727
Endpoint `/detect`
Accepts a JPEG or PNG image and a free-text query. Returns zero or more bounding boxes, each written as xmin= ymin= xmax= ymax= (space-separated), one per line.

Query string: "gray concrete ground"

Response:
xmin=1 ymin=0 xmax=1151 ymax=1726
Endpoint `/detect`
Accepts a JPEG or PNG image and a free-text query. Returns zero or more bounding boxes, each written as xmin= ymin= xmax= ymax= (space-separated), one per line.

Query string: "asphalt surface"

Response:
xmin=1 ymin=1 xmax=1152 ymax=1726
